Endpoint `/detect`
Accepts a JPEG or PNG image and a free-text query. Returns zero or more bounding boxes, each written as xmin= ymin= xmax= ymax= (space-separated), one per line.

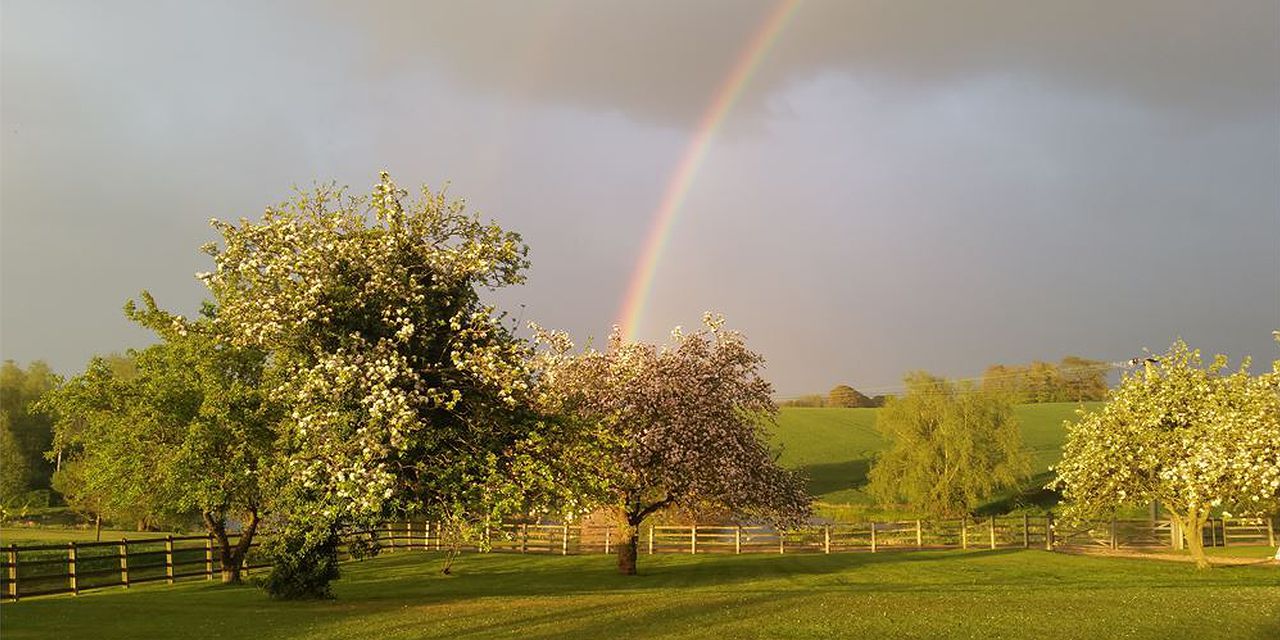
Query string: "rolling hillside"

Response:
xmin=770 ymin=402 xmax=1099 ymax=516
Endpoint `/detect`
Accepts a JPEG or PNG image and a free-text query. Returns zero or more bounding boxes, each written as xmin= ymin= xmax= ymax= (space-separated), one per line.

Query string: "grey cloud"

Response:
xmin=316 ymin=0 xmax=1279 ymax=125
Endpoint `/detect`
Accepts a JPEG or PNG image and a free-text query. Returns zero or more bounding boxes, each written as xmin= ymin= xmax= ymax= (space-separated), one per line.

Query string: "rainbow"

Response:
xmin=616 ymin=0 xmax=802 ymax=341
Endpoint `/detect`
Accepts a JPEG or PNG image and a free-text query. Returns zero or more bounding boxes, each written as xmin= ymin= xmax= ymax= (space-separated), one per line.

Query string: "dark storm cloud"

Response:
xmin=319 ymin=0 xmax=1278 ymax=123
xmin=2 ymin=0 xmax=1276 ymax=396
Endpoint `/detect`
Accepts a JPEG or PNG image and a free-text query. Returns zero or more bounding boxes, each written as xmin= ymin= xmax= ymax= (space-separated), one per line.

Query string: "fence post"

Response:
xmin=520 ymin=523 xmax=528 ymax=553
xmin=824 ymin=525 xmax=830 ymax=554
xmin=165 ymin=536 xmax=175 ymax=585
xmin=961 ymin=517 xmax=967 ymax=550
xmin=67 ymin=542 xmax=78 ymax=596
xmin=870 ymin=523 xmax=877 ymax=553
xmin=560 ymin=523 xmax=569 ymax=556
xmin=989 ymin=517 xmax=997 ymax=550
xmin=120 ymin=539 xmax=129 ymax=588
xmin=1045 ymin=513 xmax=1055 ymax=551
xmin=916 ymin=520 xmax=923 ymax=549
xmin=735 ymin=526 xmax=742 ymax=554
xmin=605 ymin=528 xmax=611 ymax=555
xmin=8 ymin=544 xmax=19 ymax=600
xmin=778 ymin=528 xmax=785 ymax=554
xmin=648 ymin=525 xmax=654 ymax=555
xmin=1268 ymin=517 xmax=1275 ymax=547
xmin=1220 ymin=517 xmax=1228 ymax=548
xmin=205 ymin=535 xmax=214 ymax=580
xmin=1022 ymin=514 xmax=1029 ymax=549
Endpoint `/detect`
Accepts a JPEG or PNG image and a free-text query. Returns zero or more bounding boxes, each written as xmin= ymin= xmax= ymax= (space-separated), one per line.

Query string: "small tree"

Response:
xmin=41 ymin=298 xmax=280 ymax=582
xmin=868 ymin=373 xmax=1030 ymax=517
xmin=1053 ymin=340 xmax=1280 ymax=569
xmin=537 ymin=315 xmax=812 ymax=575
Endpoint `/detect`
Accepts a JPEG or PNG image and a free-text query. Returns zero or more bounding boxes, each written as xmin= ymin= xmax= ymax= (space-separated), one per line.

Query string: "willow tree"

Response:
xmin=537 ymin=315 xmax=812 ymax=575
xmin=868 ymin=373 xmax=1030 ymax=517
xmin=198 ymin=173 xmax=541 ymax=598
xmin=1054 ymin=340 xmax=1280 ymax=569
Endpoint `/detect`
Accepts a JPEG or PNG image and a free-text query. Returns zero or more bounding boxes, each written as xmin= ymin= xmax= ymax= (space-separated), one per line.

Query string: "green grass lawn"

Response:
xmin=1 ymin=527 xmax=176 ymax=546
xmin=772 ymin=403 xmax=1096 ymax=512
xmin=3 ymin=550 xmax=1276 ymax=639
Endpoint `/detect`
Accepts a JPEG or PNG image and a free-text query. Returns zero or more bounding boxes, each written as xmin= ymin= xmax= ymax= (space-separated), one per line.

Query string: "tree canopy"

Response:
xmin=197 ymin=173 xmax=545 ymax=597
xmin=1053 ymin=340 xmax=1280 ymax=568
xmin=981 ymin=356 xmax=1109 ymax=403
xmin=827 ymin=384 xmax=872 ymax=408
xmin=536 ymin=315 xmax=811 ymax=575
xmin=0 ymin=360 xmax=59 ymax=509
xmin=868 ymin=373 xmax=1030 ymax=517
xmin=40 ymin=296 xmax=280 ymax=578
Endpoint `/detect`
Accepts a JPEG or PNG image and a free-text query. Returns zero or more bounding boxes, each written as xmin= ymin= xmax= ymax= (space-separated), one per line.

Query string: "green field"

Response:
xmin=771 ymin=403 xmax=1097 ymax=513
xmin=0 ymin=527 xmax=176 ymax=546
xmin=3 ymin=549 xmax=1276 ymax=639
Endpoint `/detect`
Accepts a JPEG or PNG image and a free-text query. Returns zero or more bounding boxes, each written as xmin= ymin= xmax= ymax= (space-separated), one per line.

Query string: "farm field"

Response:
xmin=772 ymin=403 xmax=1096 ymax=509
xmin=0 ymin=527 xmax=176 ymax=545
xmin=3 ymin=549 xmax=1277 ymax=639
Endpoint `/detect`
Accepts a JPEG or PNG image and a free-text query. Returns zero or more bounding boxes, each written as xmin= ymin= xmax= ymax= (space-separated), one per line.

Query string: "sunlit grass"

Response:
xmin=4 ymin=549 xmax=1277 ymax=639
xmin=773 ymin=403 xmax=1095 ymax=510
xmin=1 ymin=527 xmax=176 ymax=546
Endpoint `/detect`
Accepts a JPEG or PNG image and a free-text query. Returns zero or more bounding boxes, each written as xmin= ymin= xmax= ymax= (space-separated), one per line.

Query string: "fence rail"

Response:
xmin=3 ymin=515 xmax=1274 ymax=601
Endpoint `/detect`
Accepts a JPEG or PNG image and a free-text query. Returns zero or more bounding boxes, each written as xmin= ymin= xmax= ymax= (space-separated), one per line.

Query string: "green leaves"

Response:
xmin=1055 ymin=339 xmax=1280 ymax=523
xmin=867 ymin=373 xmax=1031 ymax=517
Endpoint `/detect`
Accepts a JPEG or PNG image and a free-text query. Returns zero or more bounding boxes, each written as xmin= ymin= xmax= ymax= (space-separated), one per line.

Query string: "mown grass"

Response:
xmin=1 ymin=527 xmax=175 ymax=545
xmin=772 ymin=403 xmax=1097 ymax=511
xmin=3 ymin=549 xmax=1277 ymax=639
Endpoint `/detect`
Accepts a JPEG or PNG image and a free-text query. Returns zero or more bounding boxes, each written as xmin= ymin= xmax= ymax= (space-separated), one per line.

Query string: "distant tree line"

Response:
xmin=0 ymin=361 xmax=59 ymax=509
xmin=779 ymin=385 xmax=888 ymax=408
xmin=980 ymin=356 xmax=1109 ymax=402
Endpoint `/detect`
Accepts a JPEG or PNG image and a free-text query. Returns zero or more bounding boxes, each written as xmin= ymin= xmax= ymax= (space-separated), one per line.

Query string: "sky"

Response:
xmin=2 ymin=0 xmax=1277 ymax=397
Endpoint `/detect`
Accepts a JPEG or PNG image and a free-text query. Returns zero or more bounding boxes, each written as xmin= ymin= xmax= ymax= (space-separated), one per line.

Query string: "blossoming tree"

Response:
xmin=1053 ymin=339 xmax=1280 ymax=568
xmin=536 ymin=315 xmax=812 ymax=575
xmin=198 ymin=173 xmax=541 ymax=596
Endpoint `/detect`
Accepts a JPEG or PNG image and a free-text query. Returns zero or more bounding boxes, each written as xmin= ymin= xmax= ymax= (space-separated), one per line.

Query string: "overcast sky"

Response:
xmin=2 ymin=0 xmax=1277 ymax=396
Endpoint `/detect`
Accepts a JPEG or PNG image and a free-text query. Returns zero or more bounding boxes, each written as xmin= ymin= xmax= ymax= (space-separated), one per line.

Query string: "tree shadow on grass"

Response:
xmin=975 ymin=470 xmax=1060 ymax=516
xmin=796 ymin=457 xmax=873 ymax=497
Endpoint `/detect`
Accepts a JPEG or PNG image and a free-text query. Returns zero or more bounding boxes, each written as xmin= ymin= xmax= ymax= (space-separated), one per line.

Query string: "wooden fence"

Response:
xmin=4 ymin=515 xmax=1274 ymax=601
xmin=0 ymin=534 xmax=272 ymax=601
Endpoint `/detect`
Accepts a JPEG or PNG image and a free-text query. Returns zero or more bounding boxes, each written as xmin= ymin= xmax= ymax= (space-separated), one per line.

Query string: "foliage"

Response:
xmin=778 ymin=394 xmax=826 ymax=408
xmin=772 ymin=403 xmax=1097 ymax=513
xmin=197 ymin=173 xmax=542 ymax=596
xmin=0 ymin=361 xmax=60 ymax=505
xmin=536 ymin=315 xmax=812 ymax=574
xmin=1053 ymin=339 xmax=1280 ymax=569
xmin=260 ymin=527 xmax=342 ymax=600
xmin=982 ymin=356 xmax=1109 ymax=403
xmin=827 ymin=384 xmax=872 ymax=408
xmin=39 ymin=297 xmax=280 ymax=581
xmin=867 ymin=373 xmax=1031 ymax=517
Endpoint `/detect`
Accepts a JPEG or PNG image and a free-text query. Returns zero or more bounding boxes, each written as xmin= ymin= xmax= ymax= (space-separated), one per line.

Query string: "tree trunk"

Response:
xmin=616 ymin=529 xmax=638 ymax=575
xmin=95 ymin=514 xmax=102 ymax=542
xmin=1171 ymin=506 xmax=1211 ymax=570
xmin=203 ymin=508 xmax=259 ymax=584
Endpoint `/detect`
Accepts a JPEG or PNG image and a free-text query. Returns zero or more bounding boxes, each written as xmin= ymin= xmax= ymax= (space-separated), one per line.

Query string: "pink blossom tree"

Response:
xmin=536 ymin=314 xmax=811 ymax=575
